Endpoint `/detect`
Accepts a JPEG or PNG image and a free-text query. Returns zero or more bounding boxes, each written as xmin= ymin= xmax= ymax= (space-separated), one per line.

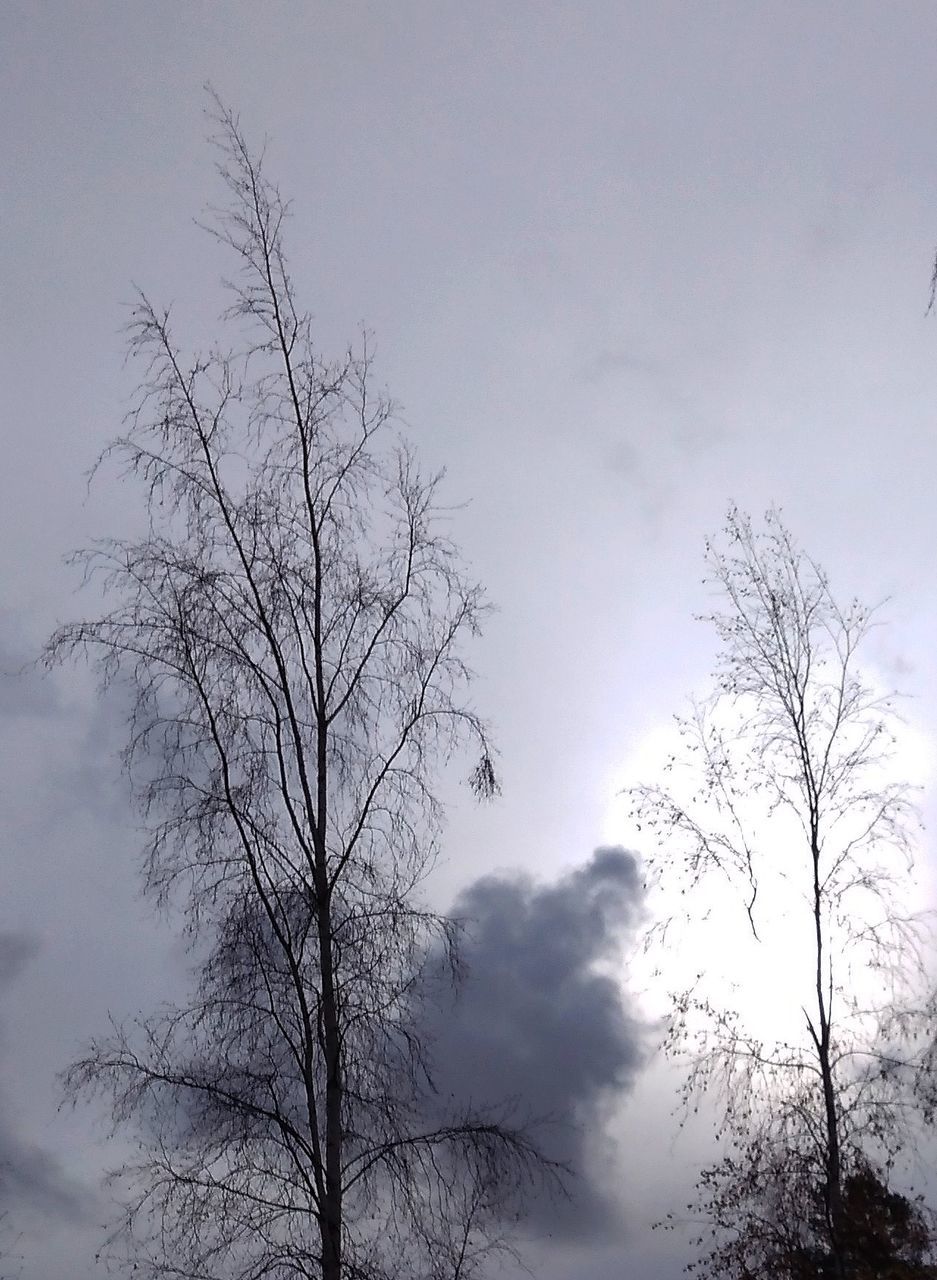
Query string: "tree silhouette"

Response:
xmin=690 ymin=1143 xmax=937 ymax=1279
xmin=632 ymin=508 xmax=935 ymax=1278
xmin=49 ymin=98 xmax=555 ymax=1280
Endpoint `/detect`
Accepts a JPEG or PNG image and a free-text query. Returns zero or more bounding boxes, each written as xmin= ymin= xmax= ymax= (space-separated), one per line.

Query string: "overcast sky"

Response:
xmin=5 ymin=4 xmax=937 ymax=1277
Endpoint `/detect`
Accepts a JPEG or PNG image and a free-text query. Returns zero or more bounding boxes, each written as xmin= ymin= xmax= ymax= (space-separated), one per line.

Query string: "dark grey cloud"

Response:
xmin=0 ymin=934 xmax=89 ymax=1223
xmin=0 ymin=1120 xmax=87 ymax=1222
xmin=0 ymin=622 xmax=58 ymax=721
xmin=0 ymin=934 xmax=38 ymax=987
xmin=0 ymin=606 xmax=136 ymax=826
xmin=428 ymin=848 xmax=648 ymax=1242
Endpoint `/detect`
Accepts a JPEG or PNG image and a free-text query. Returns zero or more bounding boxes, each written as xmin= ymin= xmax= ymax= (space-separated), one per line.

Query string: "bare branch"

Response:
xmin=628 ymin=507 xmax=935 ymax=1279
xmin=49 ymin=97 xmax=550 ymax=1280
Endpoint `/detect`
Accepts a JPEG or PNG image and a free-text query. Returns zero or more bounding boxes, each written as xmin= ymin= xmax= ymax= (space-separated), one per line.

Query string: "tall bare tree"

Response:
xmin=631 ymin=508 xmax=933 ymax=1279
xmin=48 ymin=101 xmax=551 ymax=1280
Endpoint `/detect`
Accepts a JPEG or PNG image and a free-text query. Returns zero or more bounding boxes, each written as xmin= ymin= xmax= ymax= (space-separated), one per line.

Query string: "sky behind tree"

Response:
xmin=5 ymin=4 xmax=937 ymax=1276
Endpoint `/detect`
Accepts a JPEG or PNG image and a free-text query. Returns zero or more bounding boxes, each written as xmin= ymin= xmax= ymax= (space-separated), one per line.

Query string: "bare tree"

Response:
xmin=48 ymin=100 xmax=553 ymax=1280
xmin=631 ymin=508 xmax=933 ymax=1279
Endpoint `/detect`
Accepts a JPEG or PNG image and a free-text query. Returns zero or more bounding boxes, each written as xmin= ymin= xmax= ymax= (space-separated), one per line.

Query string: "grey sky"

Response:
xmin=5 ymin=3 xmax=937 ymax=1277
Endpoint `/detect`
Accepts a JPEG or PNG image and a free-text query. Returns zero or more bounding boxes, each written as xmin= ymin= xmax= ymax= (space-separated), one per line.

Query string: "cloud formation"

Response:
xmin=0 ymin=625 xmax=58 ymax=721
xmin=428 ymin=848 xmax=647 ymax=1240
xmin=0 ymin=934 xmax=88 ymax=1222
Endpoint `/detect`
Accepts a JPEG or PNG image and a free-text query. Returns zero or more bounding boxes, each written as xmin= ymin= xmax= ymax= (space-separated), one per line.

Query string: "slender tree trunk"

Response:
xmin=319 ymin=891 xmax=343 ymax=1280
xmin=315 ymin=650 xmax=343 ymax=1280
xmin=811 ymin=829 xmax=846 ymax=1280
xmin=315 ymin=803 xmax=343 ymax=1280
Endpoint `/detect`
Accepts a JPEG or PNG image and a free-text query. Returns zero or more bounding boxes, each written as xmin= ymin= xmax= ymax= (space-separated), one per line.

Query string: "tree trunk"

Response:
xmin=318 ymin=875 xmax=343 ymax=1280
xmin=812 ymin=829 xmax=846 ymax=1280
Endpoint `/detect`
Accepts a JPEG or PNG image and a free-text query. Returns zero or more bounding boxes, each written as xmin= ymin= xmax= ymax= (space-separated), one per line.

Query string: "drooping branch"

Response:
xmin=49 ymin=96 xmax=553 ymax=1280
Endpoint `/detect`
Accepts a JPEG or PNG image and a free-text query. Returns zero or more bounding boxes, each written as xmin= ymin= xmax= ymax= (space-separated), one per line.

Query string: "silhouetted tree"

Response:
xmin=679 ymin=1101 xmax=937 ymax=1280
xmin=632 ymin=508 xmax=933 ymax=1279
xmin=690 ymin=1138 xmax=937 ymax=1280
xmin=49 ymin=99 xmax=554 ymax=1280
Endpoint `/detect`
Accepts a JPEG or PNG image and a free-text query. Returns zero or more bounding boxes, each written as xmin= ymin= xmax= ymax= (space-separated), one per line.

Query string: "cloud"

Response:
xmin=0 ymin=934 xmax=89 ymax=1222
xmin=0 ymin=935 xmax=38 ymax=986
xmin=577 ymin=348 xmax=664 ymax=386
xmin=0 ymin=625 xmax=59 ymax=721
xmin=58 ymin=849 xmax=648 ymax=1251
xmin=427 ymin=848 xmax=648 ymax=1241
xmin=0 ymin=1122 xmax=86 ymax=1221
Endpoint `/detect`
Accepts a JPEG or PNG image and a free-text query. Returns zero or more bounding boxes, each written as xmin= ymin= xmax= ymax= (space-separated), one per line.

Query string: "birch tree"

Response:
xmin=49 ymin=101 xmax=551 ymax=1280
xmin=632 ymin=508 xmax=934 ymax=1279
